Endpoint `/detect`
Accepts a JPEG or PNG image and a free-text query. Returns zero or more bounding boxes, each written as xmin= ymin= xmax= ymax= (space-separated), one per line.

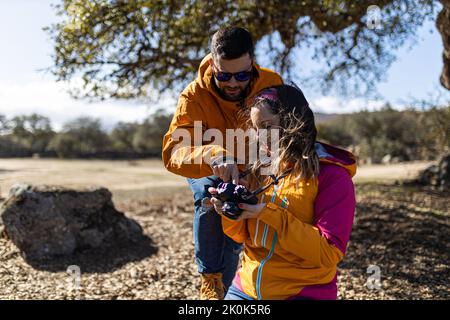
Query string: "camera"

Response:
xmin=215 ymin=182 xmax=258 ymax=220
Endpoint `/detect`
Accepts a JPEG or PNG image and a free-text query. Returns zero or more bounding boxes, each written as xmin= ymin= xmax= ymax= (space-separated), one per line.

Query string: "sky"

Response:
xmin=0 ymin=0 xmax=449 ymax=130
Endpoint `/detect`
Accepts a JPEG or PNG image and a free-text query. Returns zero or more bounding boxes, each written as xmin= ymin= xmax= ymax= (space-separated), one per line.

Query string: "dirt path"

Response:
xmin=0 ymin=158 xmax=434 ymax=199
xmin=354 ymin=161 xmax=433 ymax=183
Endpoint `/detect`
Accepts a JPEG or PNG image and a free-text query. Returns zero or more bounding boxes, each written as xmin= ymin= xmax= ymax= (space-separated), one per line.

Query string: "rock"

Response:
xmin=416 ymin=154 xmax=450 ymax=190
xmin=391 ymin=157 xmax=400 ymax=164
xmin=418 ymin=165 xmax=439 ymax=185
xmin=381 ymin=154 xmax=392 ymax=164
xmin=0 ymin=184 xmax=144 ymax=260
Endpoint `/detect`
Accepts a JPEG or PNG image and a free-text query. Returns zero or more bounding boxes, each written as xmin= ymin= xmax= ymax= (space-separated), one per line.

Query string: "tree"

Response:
xmin=436 ymin=0 xmax=450 ymax=89
xmin=48 ymin=117 xmax=109 ymax=157
xmin=419 ymin=106 xmax=450 ymax=156
xmin=317 ymin=117 xmax=354 ymax=147
xmin=47 ymin=133 xmax=79 ymax=158
xmin=0 ymin=114 xmax=10 ymax=135
xmin=10 ymin=114 xmax=55 ymax=153
xmin=132 ymin=109 xmax=172 ymax=152
xmin=110 ymin=121 xmax=139 ymax=152
xmin=46 ymin=0 xmax=447 ymax=100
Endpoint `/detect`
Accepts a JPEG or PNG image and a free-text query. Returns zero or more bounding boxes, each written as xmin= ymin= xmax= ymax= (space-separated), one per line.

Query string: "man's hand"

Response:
xmin=211 ymin=161 xmax=239 ymax=184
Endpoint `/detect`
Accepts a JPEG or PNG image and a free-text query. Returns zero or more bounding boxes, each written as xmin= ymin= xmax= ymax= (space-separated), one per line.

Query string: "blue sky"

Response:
xmin=0 ymin=0 xmax=449 ymax=130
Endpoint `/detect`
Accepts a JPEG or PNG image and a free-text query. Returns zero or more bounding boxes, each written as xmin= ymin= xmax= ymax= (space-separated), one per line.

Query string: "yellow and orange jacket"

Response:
xmin=162 ymin=54 xmax=283 ymax=178
xmin=223 ymin=142 xmax=357 ymax=300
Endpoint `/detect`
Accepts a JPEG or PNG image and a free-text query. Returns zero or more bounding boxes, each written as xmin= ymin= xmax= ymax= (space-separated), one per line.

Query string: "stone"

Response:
xmin=416 ymin=154 xmax=450 ymax=190
xmin=381 ymin=154 xmax=392 ymax=164
xmin=0 ymin=184 xmax=144 ymax=260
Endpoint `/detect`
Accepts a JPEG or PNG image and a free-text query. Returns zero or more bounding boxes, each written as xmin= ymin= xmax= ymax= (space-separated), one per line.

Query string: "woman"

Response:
xmin=209 ymin=84 xmax=357 ymax=300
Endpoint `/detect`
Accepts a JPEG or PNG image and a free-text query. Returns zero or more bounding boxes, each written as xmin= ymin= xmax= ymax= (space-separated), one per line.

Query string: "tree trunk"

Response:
xmin=437 ymin=0 xmax=450 ymax=90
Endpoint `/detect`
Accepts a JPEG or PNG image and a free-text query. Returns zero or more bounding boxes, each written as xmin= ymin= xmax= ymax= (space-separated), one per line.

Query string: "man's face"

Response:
xmin=211 ymin=53 xmax=253 ymax=101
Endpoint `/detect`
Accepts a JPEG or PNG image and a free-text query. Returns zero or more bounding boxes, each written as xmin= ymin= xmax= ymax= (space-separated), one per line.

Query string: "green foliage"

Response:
xmin=317 ymin=116 xmax=354 ymax=146
xmin=110 ymin=121 xmax=140 ymax=152
xmin=0 ymin=114 xmax=10 ymax=134
xmin=317 ymin=105 xmax=450 ymax=163
xmin=47 ymin=133 xmax=79 ymax=158
xmin=46 ymin=0 xmax=439 ymax=99
xmin=1 ymin=105 xmax=448 ymax=161
xmin=0 ymin=109 xmax=172 ymax=158
xmin=48 ymin=117 xmax=110 ymax=157
xmin=9 ymin=114 xmax=55 ymax=154
xmin=132 ymin=109 xmax=172 ymax=152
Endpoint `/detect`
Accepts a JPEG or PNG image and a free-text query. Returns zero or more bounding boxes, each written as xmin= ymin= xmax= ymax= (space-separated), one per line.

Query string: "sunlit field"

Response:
xmin=0 ymin=158 xmax=432 ymax=199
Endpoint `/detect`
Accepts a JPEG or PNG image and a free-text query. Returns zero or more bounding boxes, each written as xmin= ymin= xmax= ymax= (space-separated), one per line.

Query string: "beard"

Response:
xmin=214 ymin=80 xmax=251 ymax=102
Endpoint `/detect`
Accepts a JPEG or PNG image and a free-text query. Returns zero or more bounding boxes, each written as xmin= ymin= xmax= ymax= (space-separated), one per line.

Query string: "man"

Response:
xmin=162 ymin=26 xmax=282 ymax=299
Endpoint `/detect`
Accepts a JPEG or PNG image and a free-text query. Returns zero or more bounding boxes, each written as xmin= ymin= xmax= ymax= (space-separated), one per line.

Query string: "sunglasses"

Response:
xmin=213 ymin=68 xmax=253 ymax=82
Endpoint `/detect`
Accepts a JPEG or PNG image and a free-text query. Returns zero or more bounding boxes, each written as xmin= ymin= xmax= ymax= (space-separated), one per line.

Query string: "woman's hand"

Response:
xmin=236 ymin=203 xmax=266 ymax=220
xmin=208 ymin=187 xmax=265 ymax=221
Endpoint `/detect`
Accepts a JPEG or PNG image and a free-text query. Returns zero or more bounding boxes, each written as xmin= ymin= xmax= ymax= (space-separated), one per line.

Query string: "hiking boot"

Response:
xmin=200 ymin=273 xmax=225 ymax=300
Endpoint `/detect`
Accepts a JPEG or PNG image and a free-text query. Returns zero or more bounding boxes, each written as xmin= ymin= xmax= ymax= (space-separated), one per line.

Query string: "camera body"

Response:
xmin=215 ymin=182 xmax=258 ymax=220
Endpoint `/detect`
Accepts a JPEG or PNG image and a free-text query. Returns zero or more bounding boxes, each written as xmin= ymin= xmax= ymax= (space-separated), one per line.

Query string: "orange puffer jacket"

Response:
xmin=162 ymin=54 xmax=283 ymax=178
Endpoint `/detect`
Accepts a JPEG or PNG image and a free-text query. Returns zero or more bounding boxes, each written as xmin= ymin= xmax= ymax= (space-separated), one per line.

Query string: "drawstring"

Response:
xmin=239 ymin=169 xmax=292 ymax=197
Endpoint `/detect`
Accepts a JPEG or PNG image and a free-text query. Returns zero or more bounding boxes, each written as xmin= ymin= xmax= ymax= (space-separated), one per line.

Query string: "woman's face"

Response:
xmin=250 ymin=101 xmax=280 ymax=131
xmin=250 ymin=102 xmax=281 ymax=156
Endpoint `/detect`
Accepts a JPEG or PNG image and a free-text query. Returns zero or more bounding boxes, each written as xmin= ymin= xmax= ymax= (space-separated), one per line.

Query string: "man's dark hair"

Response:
xmin=211 ymin=26 xmax=255 ymax=60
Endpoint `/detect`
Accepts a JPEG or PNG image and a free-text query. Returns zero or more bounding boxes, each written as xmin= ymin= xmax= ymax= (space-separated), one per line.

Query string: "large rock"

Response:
xmin=416 ymin=154 xmax=450 ymax=191
xmin=0 ymin=184 xmax=143 ymax=260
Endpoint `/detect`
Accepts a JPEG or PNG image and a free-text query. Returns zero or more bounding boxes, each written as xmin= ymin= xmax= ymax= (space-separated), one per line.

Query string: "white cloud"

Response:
xmin=0 ymin=78 xmax=177 ymax=131
xmin=311 ymin=96 xmax=389 ymax=114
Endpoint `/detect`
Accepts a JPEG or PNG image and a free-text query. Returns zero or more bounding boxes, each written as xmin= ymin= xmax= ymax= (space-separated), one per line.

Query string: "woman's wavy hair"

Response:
xmin=240 ymin=83 xmax=319 ymax=187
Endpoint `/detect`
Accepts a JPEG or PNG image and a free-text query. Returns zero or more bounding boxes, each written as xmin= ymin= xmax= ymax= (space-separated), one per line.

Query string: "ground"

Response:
xmin=0 ymin=159 xmax=448 ymax=299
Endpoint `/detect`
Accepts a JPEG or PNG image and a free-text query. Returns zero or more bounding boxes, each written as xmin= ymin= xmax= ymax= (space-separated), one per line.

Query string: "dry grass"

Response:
xmin=0 ymin=159 xmax=448 ymax=299
xmin=0 ymin=158 xmax=186 ymax=200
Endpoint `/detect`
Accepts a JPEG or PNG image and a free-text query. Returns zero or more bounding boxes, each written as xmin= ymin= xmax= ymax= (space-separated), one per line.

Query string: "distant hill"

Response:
xmin=314 ymin=112 xmax=342 ymax=124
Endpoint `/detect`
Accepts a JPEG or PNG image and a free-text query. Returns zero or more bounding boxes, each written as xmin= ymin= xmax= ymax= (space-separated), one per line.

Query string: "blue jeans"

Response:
xmin=187 ymin=175 xmax=243 ymax=291
xmin=225 ymin=284 xmax=255 ymax=300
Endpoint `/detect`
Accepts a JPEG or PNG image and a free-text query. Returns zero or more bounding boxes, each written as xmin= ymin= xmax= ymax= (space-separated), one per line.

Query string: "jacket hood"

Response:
xmin=316 ymin=142 xmax=357 ymax=177
xmin=195 ymin=53 xmax=263 ymax=102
